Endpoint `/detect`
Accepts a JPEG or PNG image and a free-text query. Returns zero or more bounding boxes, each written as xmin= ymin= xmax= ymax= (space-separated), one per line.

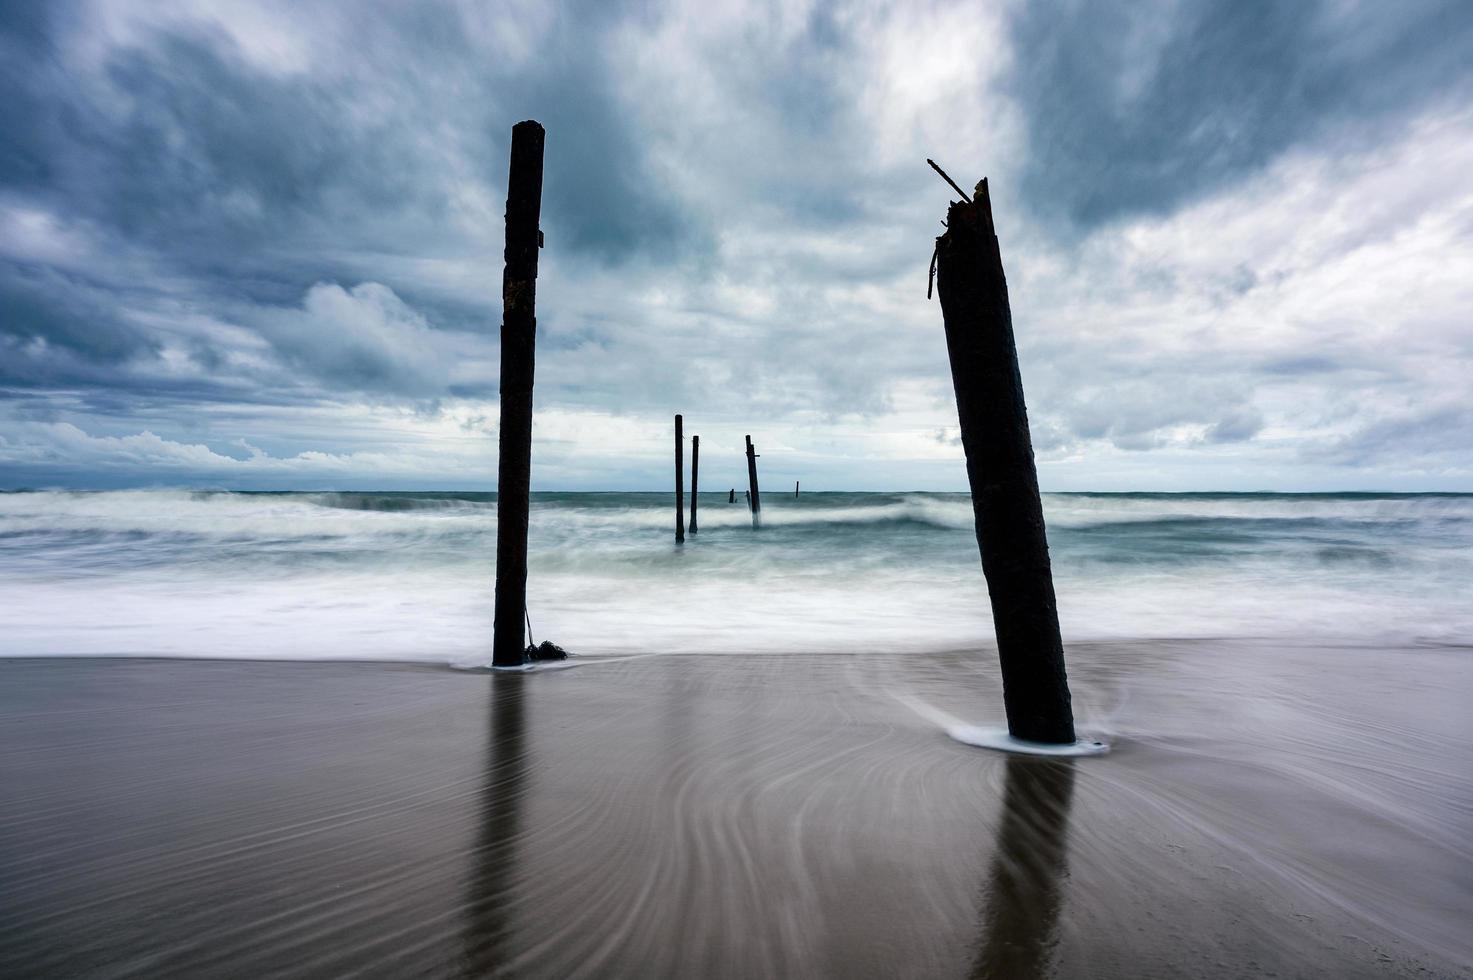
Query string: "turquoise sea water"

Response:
xmin=2 ymin=490 xmax=1470 ymax=662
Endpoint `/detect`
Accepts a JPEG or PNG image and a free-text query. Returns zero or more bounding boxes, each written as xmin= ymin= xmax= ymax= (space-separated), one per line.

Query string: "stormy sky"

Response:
xmin=2 ymin=0 xmax=1471 ymax=491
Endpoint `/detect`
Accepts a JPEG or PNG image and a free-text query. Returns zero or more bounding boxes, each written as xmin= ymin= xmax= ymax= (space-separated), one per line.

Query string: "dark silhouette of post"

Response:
xmin=934 ymin=175 xmax=1075 ymax=744
xmin=690 ymin=435 xmax=700 ymax=534
xmin=729 ymin=488 xmax=735 ymax=504
xmin=675 ymin=414 xmax=685 ymax=543
xmin=744 ymin=435 xmax=762 ymax=525
xmin=492 ymin=120 xmax=545 ymax=668
xmin=795 ymin=480 xmax=799 ymax=498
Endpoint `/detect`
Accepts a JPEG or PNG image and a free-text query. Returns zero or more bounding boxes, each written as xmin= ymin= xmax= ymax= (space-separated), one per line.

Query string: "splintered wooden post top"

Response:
xmin=972 ymin=177 xmax=994 ymax=233
xmin=942 ymin=175 xmax=1001 ymax=267
xmin=945 ymin=175 xmax=991 ymax=223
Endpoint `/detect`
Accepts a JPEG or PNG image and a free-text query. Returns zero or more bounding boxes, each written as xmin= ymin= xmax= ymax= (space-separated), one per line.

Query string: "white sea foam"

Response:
xmin=2 ymin=490 xmax=1470 ymax=663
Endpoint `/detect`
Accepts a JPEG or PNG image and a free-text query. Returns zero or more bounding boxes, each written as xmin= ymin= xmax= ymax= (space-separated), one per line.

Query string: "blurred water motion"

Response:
xmin=2 ymin=490 xmax=1470 ymax=662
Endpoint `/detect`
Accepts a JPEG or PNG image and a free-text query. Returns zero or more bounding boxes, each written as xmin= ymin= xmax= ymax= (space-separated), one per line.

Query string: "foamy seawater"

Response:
xmin=2 ymin=490 xmax=1471 ymax=662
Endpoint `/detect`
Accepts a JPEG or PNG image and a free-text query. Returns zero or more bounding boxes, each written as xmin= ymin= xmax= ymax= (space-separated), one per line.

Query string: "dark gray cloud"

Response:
xmin=0 ymin=6 xmax=60 ymax=189
xmin=1316 ymin=403 xmax=1473 ymax=469
xmin=1007 ymin=0 xmax=1473 ymax=232
xmin=2 ymin=0 xmax=707 ymax=307
xmin=1 ymin=264 xmax=157 ymax=373
xmin=0 ymin=0 xmax=744 ymax=430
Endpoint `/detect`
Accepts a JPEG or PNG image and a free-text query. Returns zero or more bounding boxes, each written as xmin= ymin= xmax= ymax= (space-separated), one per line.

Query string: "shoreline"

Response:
xmin=4 ymin=631 xmax=1469 ymax=669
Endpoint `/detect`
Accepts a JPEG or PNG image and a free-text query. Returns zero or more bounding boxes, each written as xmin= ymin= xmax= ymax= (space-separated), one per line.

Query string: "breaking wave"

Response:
xmin=2 ymin=490 xmax=1470 ymax=662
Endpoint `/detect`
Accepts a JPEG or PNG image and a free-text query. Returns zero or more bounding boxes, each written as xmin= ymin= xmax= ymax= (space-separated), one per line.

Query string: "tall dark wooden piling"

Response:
xmin=795 ymin=481 xmax=800 ymax=498
xmin=935 ymin=175 xmax=1076 ymax=744
xmin=745 ymin=435 xmax=762 ymax=524
xmin=675 ymin=414 xmax=685 ymax=544
xmin=492 ymin=120 xmax=545 ymax=668
xmin=690 ymin=435 xmax=699 ymax=534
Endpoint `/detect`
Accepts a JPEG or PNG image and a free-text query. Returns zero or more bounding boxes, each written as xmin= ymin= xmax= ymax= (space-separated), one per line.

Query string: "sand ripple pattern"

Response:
xmin=2 ymin=645 xmax=1470 ymax=978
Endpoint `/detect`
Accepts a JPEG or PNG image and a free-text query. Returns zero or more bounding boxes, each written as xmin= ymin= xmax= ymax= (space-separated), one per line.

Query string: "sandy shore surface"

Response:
xmin=2 ymin=644 xmax=1470 ymax=978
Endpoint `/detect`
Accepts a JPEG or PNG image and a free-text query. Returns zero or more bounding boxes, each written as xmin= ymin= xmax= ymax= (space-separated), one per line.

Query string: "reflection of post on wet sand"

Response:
xmin=971 ymin=755 xmax=1077 ymax=980
xmin=462 ymin=675 xmax=529 ymax=977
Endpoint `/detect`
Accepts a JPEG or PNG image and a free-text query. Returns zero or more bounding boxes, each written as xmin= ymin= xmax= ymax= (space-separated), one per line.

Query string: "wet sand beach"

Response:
xmin=2 ymin=643 xmax=1470 ymax=978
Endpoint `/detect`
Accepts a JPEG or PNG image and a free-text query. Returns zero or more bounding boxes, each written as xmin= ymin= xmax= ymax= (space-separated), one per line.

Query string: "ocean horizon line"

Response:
xmin=4 ymin=486 xmax=1472 ymax=496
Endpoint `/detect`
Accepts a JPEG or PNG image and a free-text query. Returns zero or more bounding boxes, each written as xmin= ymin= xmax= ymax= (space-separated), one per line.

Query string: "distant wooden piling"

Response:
xmin=686 ymin=436 xmax=698 ymax=530
xmin=729 ymin=488 xmax=736 ymax=504
xmin=492 ymin=120 xmax=545 ymax=668
xmin=745 ymin=435 xmax=762 ymax=525
xmin=675 ymin=414 xmax=685 ymax=544
xmin=934 ymin=175 xmax=1075 ymax=744
xmin=795 ymin=481 xmax=800 ymax=498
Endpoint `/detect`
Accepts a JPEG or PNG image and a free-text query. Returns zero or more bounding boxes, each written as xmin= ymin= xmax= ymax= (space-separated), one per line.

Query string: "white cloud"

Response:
xmin=1 ymin=421 xmax=382 ymax=475
xmin=1007 ymin=104 xmax=1473 ymax=482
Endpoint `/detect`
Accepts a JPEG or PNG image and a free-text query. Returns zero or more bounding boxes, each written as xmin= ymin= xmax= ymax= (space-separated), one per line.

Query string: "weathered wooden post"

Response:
xmin=934 ymin=173 xmax=1076 ymax=744
xmin=795 ymin=481 xmax=799 ymax=498
xmin=492 ymin=120 xmax=545 ymax=669
xmin=690 ymin=435 xmax=700 ymax=534
xmin=729 ymin=489 xmax=736 ymax=504
xmin=675 ymin=414 xmax=685 ymax=544
xmin=744 ymin=435 xmax=762 ymax=525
